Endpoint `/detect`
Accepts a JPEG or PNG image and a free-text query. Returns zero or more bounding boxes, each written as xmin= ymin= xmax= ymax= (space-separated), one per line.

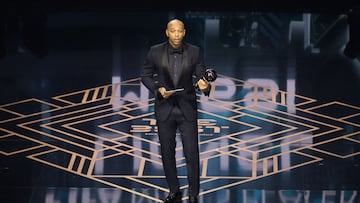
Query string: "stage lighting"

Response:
xmin=343 ymin=8 xmax=360 ymax=59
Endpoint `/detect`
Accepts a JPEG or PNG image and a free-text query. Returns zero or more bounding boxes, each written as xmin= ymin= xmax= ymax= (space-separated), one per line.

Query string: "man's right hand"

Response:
xmin=197 ymin=79 xmax=210 ymax=92
xmin=158 ymin=87 xmax=174 ymax=99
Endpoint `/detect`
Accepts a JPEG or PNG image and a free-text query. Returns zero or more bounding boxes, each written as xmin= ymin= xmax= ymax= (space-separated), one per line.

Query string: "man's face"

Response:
xmin=166 ymin=20 xmax=186 ymax=48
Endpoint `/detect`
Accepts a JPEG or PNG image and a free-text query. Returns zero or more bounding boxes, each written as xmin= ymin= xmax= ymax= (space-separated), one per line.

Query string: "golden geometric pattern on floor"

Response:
xmin=1 ymin=75 xmax=359 ymax=202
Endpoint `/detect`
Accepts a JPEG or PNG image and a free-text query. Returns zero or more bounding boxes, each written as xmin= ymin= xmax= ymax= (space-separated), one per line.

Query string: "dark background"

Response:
xmin=1 ymin=0 xmax=359 ymax=105
xmin=0 ymin=1 xmax=360 ymax=202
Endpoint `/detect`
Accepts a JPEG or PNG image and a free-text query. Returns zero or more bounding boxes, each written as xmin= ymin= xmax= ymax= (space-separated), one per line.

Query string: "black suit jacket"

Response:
xmin=141 ymin=42 xmax=207 ymax=122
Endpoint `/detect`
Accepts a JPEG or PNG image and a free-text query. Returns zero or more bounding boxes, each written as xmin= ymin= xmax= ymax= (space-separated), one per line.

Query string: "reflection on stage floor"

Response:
xmin=1 ymin=75 xmax=359 ymax=202
xmin=1 ymin=9 xmax=360 ymax=203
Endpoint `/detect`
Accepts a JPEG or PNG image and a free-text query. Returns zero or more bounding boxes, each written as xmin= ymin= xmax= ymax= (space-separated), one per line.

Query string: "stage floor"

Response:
xmin=1 ymin=75 xmax=359 ymax=202
xmin=1 ymin=10 xmax=360 ymax=203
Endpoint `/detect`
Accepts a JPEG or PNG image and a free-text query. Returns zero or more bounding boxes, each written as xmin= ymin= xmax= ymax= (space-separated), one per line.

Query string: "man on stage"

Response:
xmin=140 ymin=18 xmax=211 ymax=203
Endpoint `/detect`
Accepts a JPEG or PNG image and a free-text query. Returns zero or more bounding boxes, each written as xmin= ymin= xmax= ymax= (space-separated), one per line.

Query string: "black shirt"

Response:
xmin=168 ymin=44 xmax=183 ymax=86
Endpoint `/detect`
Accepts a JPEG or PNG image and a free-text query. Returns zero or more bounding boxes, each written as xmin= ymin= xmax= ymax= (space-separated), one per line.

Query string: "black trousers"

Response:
xmin=157 ymin=105 xmax=200 ymax=196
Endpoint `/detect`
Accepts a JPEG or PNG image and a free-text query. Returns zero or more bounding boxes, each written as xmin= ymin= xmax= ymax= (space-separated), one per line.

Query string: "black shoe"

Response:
xmin=163 ymin=191 xmax=182 ymax=203
xmin=189 ymin=196 xmax=198 ymax=203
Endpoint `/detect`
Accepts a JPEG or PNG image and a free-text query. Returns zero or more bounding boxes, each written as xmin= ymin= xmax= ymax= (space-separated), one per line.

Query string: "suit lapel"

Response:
xmin=161 ymin=43 xmax=175 ymax=88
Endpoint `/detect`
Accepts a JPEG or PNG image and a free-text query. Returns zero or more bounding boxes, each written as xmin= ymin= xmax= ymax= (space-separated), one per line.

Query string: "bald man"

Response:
xmin=141 ymin=19 xmax=210 ymax=203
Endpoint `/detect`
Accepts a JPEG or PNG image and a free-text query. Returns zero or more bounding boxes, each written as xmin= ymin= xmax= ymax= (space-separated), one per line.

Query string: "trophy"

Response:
xmin=195 ymin=68 xmax=217 ymax=96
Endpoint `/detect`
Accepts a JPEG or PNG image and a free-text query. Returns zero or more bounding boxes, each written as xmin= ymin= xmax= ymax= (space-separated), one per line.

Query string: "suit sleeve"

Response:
xmin=140 ymin=48 xmax=161 ymax=96
xmin=194 ymin=48 xmax=207 ymax=80
xmin=194 ymin=48 xmax=211 ymax=96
